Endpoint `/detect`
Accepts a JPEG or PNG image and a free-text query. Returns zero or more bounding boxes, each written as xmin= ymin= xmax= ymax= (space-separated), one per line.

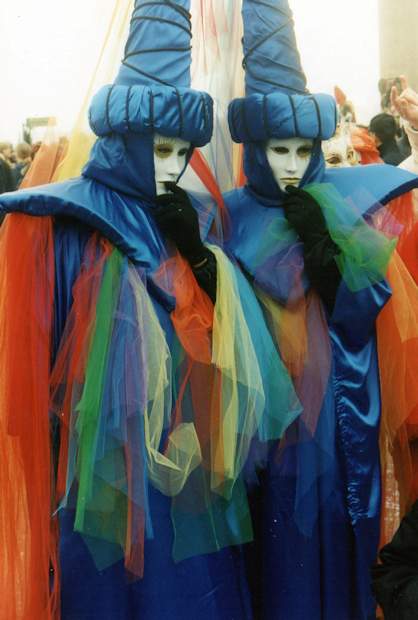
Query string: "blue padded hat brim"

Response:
xmin=228 ymin=92 xmax=337 ymax=143
xmin=89 ymin=83 xmax=213 ymax=147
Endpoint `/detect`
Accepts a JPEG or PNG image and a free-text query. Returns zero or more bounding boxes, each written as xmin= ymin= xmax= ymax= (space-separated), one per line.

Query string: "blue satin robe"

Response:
xmin=224 ymin=185 xmax=391 ymax=620
xmin=51 ymin=214 xmax=253 ymax=620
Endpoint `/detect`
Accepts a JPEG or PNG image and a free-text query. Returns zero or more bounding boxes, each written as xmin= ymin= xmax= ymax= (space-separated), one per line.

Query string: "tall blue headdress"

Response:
xmin=228 ymin=0 xmax=337 ymax=143
xmin=88 ymin=0 xmax=213 ymax=147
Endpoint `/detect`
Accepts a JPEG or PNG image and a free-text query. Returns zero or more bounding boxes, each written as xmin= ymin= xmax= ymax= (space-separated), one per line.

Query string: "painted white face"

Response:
xmin=265 ymin=137 xmax=313 ymax=192
xmin=322 ymin=130 xmax=359 ymax=168
xmin=153 ymin=133 xmax=191 ymax=195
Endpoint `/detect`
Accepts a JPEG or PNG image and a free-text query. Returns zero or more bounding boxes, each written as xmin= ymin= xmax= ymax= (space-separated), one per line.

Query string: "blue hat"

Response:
xmin=88 ymin=0 xmax=213 ymax=147
xmin=228 ymin=0 xmax=337 ymax=143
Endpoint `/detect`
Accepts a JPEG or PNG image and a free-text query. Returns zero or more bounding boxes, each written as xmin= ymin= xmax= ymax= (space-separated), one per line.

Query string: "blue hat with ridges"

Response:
xmin=88 ymin=0 xmax=213 ymax=146
xmin=228 ymin=0 xmax=337 ymax=143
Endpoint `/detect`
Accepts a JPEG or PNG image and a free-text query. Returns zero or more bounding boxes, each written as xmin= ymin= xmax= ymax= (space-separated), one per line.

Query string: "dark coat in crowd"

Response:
xmin=0 ymin=159 xmax=14 ymax=194
xmin=378 ymin=139 xmax=405 ymax=166
xmin=372 ymin=500 xmax=418 ymax=620
xmin=398 ymin=128 xmax=412 ymax=161
xmin=12 ymin=162 xmax=29 ymax=189
xmin=369 ymin=113 xmax=405 ymax=166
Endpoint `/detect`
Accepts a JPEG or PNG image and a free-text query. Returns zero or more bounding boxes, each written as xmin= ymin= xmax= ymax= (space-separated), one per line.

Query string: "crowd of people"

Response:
xmin=0 ymin=140 xmax=37 ymax=193
xmin=321 ymin=77 xmax=418 ymax=172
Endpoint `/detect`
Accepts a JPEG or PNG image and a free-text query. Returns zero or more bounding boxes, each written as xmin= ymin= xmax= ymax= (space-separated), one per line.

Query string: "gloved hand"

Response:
xmin=282 ymin=185 xmax=330 ymax=243
xmin=154 ymin=182 xmax=217 ymax=303
xmin=282 ymin=185 xmax=341 ymax=312
xmin=154 ymin=182 xmax=207 ymax=266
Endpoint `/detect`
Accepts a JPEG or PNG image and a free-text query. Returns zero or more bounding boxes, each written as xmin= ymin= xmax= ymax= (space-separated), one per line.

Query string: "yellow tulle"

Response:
xmin=254 ymin=286 xmax=308 ymax=380
xmin=128 ymin=265 xmax=202 ymax=497
xmin=54 ymin=0 xmax=134 ymax=182
xmin=209 ymin=246 xmax=265 ymax=493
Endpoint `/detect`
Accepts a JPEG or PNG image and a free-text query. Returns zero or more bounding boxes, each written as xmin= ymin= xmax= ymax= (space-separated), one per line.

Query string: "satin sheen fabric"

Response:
xmin=222 ymin=134 xmax=417 ymax=618
xmin=225 ymin=185 xmax=390 ymax=619
xmin=50 ymin=217 xmax=252 ymax=620
xmin=0 ymin=121 xmax=253 ymax=616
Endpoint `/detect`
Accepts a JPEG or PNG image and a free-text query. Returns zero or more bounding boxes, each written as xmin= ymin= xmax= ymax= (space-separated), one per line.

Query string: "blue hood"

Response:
xmin=82 ymin=132 xmax=192 ymax=203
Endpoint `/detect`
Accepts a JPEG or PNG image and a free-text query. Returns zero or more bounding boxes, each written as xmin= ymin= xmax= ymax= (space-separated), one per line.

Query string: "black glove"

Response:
xmin=282 ymin=185 xmax=341 ymax=312
xmin=282 ymin=185 xmax=333 ymax=244
xmin=154 ymin=182 xmax=207 ymax=266
xmin=191 ymin=249 xmax=218 ymax=305
xmin=154 ymin=182 xmax=217 ymax=303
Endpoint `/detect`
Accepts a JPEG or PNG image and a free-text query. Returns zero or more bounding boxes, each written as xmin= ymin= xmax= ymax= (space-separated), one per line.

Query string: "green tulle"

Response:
xmin=63 ymin=238 xmax=302 ymax=568
xmin=305 ymin=183 xmax=397 ymax=292
xmin=74 ymin=248 xmax=123 ymax=537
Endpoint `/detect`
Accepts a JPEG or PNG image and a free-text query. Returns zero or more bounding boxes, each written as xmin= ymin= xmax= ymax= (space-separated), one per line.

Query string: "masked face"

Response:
xmin=265 ymin=137 xmax=313 ymax=192
xmin=322 ymin=132 xmax=359 ymax=168
xmin=153 ymin=134 xmax=191 ymax=195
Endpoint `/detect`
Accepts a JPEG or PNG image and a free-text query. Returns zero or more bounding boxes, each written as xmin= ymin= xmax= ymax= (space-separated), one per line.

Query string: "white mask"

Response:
xmin=153 ymin=133 xmax=191 ymax=195
xmin=265 ymin=137 xmax=314 ymax=192
xmin=322 ymin=128 xmax=359 ymax=168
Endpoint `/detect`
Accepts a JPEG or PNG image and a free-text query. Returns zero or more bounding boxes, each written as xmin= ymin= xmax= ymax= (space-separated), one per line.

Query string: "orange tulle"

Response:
xmin=377 ymin=251 xmax=418 ymax=545
xmin=397 ymin=220 xmax=418 ymax=284
xmin=350 ymin=126 xmax=382 ymax=165
xmin=20 ymin=140 xmax=68 ymax=189
xmin=155 ymin=254 xmax=225 ymax=480
xmin=164 ymin=252 xmax=214 ymax=364
xmin=385 ymin=191 xmax=416 ymax=239
xmin=0 ymin=214 xmax=59 ymax=619
xmin=236 ymin=143 xmax=247 ymax=188
xmin=50 ymin=234 xmax=112 ymax=503
xmin=190 ymin=148 xmax=230 ymax=238
xmin=256 ymin=287 xmax=331 ymax=439
xmin=387 ymin=192 xmax=418 ymax=288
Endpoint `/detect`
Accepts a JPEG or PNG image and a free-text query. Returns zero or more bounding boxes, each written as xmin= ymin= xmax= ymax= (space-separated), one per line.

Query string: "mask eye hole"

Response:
xmin=154 ymin=143 xmax=174 ymax=159
xmin=326 ymin=155 xmax=342 ymax=165
xmin=271 ymin=146 xmax=289 ymax=155
xmin=297 ymin=146 xmax=313 ymax=158
xmin=178 ymin=148 xmax=189 ymax=157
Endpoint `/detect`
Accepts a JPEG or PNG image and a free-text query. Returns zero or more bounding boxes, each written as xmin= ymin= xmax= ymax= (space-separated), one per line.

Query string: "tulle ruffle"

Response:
xmin=154 ymin=244 xmax=302 ymax=559
xmin=0 ymin=214 xmax=59 ymax=620
xmin=305 ymin=183 xmax=397 ymax=292
xmin=48 ymin=231 xmax=302 ymax=571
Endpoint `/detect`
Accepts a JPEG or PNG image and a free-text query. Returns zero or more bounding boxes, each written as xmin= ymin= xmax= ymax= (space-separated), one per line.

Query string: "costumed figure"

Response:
xmin=323 ymin=124 xmax=382 ymax=168
xmin=334 ymin=85 xmax=357 ymax=124
xmin=322 ymin=124 xmax=360 ymax=168
xmin=224 ymin=1 xmax=418 ymax=618
xmin=0 ymin=2 xmax=302 ymax=619
xmin=327 ymin=87 xmax=381 ymax=167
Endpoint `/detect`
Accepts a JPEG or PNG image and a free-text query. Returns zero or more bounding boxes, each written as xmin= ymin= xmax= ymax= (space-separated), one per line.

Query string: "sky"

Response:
xmin=0 ymin=0 xmax=380 ymax=143
xmin=293 ymin=0 xmax=380 ymax=125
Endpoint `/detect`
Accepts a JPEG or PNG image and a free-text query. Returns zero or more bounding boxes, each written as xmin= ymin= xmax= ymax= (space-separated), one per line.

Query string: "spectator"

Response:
xmin=0 ymin=142 xmax=15 ymax=194
xmin=0 ymin=142 xmax=15 ymax=166
xmin=12 ymin=142 xmax=32 ymax=188
xmin=369 ymin=113 xmax=405 ymax=165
